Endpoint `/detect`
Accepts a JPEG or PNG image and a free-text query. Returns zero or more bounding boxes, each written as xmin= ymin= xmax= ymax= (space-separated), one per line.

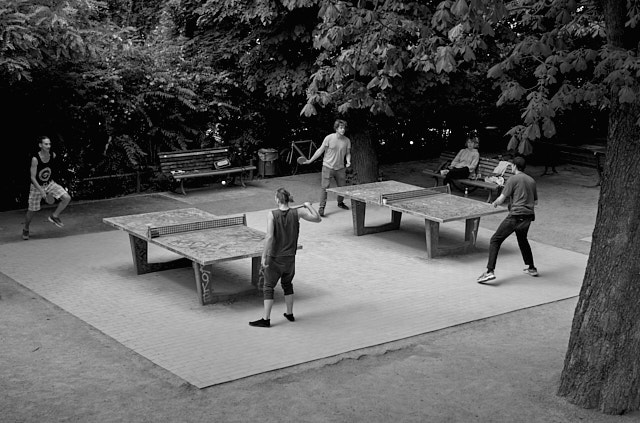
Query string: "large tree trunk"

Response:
xmin=349 ymin=130 xmax=379 ymax=184
xmin=557 ymin=1 xmax=640 ymax=414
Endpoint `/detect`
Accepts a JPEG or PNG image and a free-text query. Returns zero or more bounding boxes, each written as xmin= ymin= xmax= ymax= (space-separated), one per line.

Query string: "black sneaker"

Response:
xmin=284 ymin=313 xmax=295 ymax=322
xmin=523 ymin=267 xmax=539 ymax=277
xmin=337 ymin=202 xmax=349 ymax=210
xmin=22 ymin=229 xmax=29 ymax=240
xmin=319 ymin=207 xmax=325 ymax=217
xmin=48 ymin=215 xmax=64 ymax=228
xmin=249 ymin=318 xmax=270 ymax=328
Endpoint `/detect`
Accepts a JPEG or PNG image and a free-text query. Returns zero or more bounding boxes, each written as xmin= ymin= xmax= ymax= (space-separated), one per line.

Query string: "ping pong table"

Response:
xmin=103 ymin=208 xmax=280 ymax=305
xmin=327 ymin=181 xmax=507 ymax=258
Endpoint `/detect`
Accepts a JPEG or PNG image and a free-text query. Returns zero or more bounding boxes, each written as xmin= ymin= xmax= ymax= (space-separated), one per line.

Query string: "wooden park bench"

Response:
xmin=158 ymin=146 xmax=256 ymax=195
xmin=422 ymin=151 xmax=515 ymax=202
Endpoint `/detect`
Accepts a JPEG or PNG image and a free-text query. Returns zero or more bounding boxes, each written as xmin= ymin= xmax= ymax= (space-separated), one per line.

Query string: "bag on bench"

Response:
xmin=491 ymin=160 xmax=514 ymax=176
xmin=483 ymin=160 xmax=513 ymax=186
xmin=484 ymin=175 xmax=505 ymax=186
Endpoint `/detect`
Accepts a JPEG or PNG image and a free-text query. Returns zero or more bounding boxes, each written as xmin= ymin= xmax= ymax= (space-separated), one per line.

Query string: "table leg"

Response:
xmin=424 ymin=220 xmax=439 ymax=259
xmin=352 ymin=200 xmax=366 ymax=235
xmin=250 ymin=256 xmax=261 ymax=287
xmin=465 ymin=217 xmax=480 ymax=247
xmin=423 ymin=218 xmax=479 ymax=258
xmin=193 ymin=262 xmax=215 ymax=306
xmin=193 ymin=258 xmax=263 ymax=306
xmin=128 ymin=234 xmax=191 ymax=275
xmin=351 ymin=200 xmax=402 ymax=236
xmin=129 ymin=235 xmax=150 ymax=274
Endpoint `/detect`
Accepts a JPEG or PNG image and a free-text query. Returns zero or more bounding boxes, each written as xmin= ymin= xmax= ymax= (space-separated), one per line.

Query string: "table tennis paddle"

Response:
xmin=45 ymin=193 xmax=55 ymax=205
xmin=297 ymin=156 xmax=307 ymax=165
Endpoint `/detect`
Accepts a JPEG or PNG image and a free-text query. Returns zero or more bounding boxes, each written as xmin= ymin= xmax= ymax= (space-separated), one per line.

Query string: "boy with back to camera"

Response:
xmin=250 ymin=187 xmax=321 ymax=328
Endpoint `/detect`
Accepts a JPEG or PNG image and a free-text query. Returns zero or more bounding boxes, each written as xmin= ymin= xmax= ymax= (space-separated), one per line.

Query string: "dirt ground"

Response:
xmin=1 ymin=160 xmax=638 ymax=423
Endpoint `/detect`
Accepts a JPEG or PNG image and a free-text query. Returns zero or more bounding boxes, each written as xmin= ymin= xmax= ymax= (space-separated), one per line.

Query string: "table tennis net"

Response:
xmin=380 ymin=185 xmax=450 ymax=204
xmin=147 ymin=214 xmax=246 ymax=238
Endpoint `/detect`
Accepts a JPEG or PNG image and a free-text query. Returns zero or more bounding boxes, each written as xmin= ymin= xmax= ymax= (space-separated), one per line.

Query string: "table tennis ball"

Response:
xmin=221 ymin=180 xmax=227 ymax=186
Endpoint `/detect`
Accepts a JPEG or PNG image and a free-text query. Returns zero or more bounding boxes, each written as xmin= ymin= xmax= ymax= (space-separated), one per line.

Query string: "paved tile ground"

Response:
xmin=0 ymin=202 xmax=587 ymax=388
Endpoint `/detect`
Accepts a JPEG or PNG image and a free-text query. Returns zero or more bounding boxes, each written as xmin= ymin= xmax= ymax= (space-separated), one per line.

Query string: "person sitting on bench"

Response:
xmin=443 ymin=136 xmax=480 ymax=186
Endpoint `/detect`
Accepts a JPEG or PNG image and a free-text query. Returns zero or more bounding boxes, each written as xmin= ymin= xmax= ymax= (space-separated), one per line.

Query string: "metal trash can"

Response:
xmin=258 ymin=148 xmax=278 ymax=177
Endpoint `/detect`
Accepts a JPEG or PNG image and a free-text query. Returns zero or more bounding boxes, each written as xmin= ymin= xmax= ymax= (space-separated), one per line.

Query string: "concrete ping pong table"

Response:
xmin=327 ymin=181 xmax=507 ymax=258
xmin=103 ymin=208 xmax=291 ymax=306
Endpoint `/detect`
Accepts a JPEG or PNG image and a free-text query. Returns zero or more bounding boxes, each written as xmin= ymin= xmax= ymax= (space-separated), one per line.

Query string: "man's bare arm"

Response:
xmin=299 ymin=202 xmax=321 ymax=223
xmin=304 ymin=143 xmax=326 ymax=164
xmin=261 ymin=212 xmax=275 ymax=267
xmin=492 ymin=194 xmax=506 ymax=208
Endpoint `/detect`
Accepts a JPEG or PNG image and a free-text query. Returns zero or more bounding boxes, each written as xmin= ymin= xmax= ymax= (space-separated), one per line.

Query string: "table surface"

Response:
xmin=103 ymin=208 xmax=267 ymax=265
xmin=328 ymin=181 xmax=507 ymax=223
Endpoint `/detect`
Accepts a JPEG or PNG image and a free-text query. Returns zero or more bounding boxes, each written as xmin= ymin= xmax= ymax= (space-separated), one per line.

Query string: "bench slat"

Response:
xmin=170 ymin=166 xmax=257 ymax=180
xmin=159 ymin=147 xmax=229 ymax=158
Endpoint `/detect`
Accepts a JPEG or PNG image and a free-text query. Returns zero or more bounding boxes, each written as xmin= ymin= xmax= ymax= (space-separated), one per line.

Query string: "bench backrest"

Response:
xmin=440 ymin=151 xmax=516 ymax=180
xmin=158 ymin=147 xmax=230 ymax=173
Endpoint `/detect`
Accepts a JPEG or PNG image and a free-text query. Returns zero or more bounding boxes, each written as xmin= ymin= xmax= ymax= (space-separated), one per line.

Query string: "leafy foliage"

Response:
xmin=174 ymin=0 xmax=509 ymax=167
xmin=488 ymin=0 xmax=639 ymax=146
xmin=176 ymin=0 xmax=330 ymax=151
xmin=1 ymin=0 xmax=237 ymax=206
xmin=305 ymin=0 xmax=508 ymax=119
xmin=0 ymin=0 xmax=108 ymax=83
xmin=105 ymin=0 xmax=164 ymax=35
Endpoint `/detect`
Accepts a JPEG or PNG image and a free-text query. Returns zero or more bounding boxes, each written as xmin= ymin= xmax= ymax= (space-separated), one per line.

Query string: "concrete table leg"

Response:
xmin=424 ymin=220 xmax=439 ymax=259
xmin=193 ymin=262 xmax=215 ymax=305
xmin=129 ymin=234 xmax=191 ymax=275
xmin=351 ymin=200 xmax=402 ymax=236
xmin=251 ymin=256 xmax=261 ymax=286
xmin=465 ymin=217 xmax=480 ymax=247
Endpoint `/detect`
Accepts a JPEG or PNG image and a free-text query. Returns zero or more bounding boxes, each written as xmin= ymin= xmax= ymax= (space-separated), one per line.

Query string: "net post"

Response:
xmin=146 ymin=224 xmax=160 ymax=238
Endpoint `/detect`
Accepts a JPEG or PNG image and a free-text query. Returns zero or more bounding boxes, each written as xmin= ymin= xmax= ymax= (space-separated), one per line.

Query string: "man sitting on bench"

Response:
xmin=442 ymin=136 xmax=480 ymax=186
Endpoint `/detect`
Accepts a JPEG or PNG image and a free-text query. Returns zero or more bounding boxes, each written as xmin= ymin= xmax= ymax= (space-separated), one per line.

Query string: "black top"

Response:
xmin=269 ymin=208 xmax=299 ymax=257
xmin=34 ymin=152 xmax=55 ymax=186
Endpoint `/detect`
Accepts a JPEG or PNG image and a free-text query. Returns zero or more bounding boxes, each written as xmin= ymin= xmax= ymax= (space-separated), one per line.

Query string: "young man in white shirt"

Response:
xmin=303 ymin=119 xmax=352 ymax=217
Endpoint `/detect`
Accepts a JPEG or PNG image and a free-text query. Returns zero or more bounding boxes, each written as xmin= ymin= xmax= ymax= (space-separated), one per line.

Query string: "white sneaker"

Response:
xmin=477 ymin=271 xmax=496 ymax=283
xmin=523 ymin=267 xmax=538 ymax=277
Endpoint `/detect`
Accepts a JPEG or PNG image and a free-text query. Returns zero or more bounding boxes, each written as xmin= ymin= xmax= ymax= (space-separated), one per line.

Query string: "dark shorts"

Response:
xmin=263 ymin=256 xmax=295 ymax=300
